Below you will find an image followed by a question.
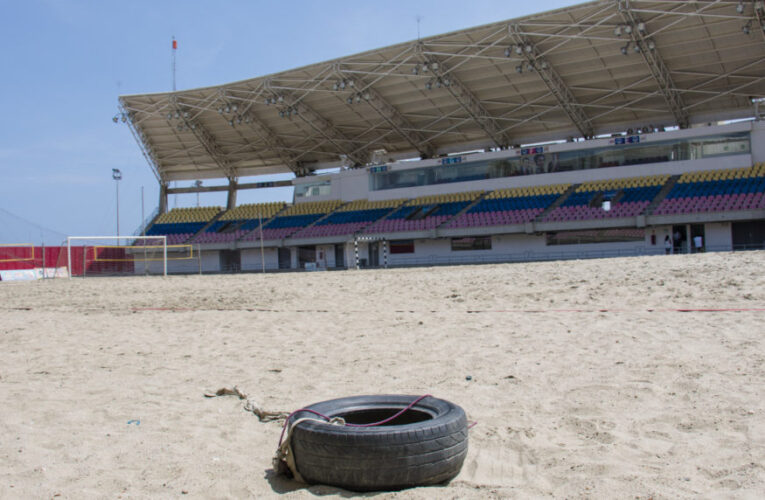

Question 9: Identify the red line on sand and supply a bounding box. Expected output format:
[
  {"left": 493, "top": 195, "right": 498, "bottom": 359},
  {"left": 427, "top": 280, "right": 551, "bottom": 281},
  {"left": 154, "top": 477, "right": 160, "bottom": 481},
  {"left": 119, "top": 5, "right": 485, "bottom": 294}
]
[
  {"left": 129, "top": 307, "right": 765, "bottom": 313},
  {"left": 132, "top": 307, "right": 194, "bottom": 312},
  {"left": 466, "top": 308, "right": 765, "bottom": 313}
]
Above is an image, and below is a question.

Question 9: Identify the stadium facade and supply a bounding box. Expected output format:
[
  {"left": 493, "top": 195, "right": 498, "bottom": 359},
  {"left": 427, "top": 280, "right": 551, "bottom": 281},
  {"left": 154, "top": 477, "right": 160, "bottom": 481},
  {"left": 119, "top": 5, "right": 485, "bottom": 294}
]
[{"left": 119, "top": 0, "right": 765, "bottom": 273}]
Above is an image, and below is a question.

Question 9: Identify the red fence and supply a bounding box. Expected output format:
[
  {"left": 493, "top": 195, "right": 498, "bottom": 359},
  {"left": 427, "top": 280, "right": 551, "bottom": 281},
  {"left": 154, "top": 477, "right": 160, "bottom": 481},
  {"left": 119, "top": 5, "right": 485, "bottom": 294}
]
[{"left": 0, "top": 246, "right": 133, "bottom": 276}]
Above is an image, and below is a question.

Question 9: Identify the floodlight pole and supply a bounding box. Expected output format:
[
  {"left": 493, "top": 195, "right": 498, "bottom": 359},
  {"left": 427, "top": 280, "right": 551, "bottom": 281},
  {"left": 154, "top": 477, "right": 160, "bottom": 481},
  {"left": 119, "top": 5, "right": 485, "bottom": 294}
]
[
  {"left": 112, "top": 169, "right": 122, "bottom": 240},
  {"left": 67, "top": 237, "right": 71, "bottom": 279},
  {"left": 194, "top": 180, "right": 202, "bottom": 207},
  {"left": 259, "top": 211, "right": 265, "bottom": 273},
  {"left": 141, "top": 186, "right": 145, "bottom": 235}
]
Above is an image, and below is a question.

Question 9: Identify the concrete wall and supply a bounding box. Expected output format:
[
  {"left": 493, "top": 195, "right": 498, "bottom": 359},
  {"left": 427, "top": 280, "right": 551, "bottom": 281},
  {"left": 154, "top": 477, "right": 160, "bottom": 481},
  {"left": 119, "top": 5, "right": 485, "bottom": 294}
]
[
  {"left": 316, "top": 245, "right": 335, "bottom": 268},
  {"left": 293, "top": 121, "right": 758, "bottom": 206},
  {"left": 704, "top": 222, "right": 732, "bottom": 251},
  {"left": 241, "top": 247, "right": 279, "bottom": 271},
  {"left": 163, "top": 222, "right": 734, "bottom": 273},
  {"left": 751, "top": 120, "right": 765, "bottom": 164},
  {"left": 159, "top": 250, "right": 217, "bottom": 274},
  {"left": 381, "top": 231, "right": 660, "bottom": 267},
  {"left": 311, "top": 121, "right": 755, "bottom": 204}
]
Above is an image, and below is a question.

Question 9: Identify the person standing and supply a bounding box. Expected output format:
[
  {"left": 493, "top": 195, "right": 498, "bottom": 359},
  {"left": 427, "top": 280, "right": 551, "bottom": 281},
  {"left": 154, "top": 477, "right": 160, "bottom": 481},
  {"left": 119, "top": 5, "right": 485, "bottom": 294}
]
[
  {"left": 664, "top": 235, "right": 672, "bottom": 255},
  {"left": 693, "top": 235, "right": 704, "bottom": 253}
]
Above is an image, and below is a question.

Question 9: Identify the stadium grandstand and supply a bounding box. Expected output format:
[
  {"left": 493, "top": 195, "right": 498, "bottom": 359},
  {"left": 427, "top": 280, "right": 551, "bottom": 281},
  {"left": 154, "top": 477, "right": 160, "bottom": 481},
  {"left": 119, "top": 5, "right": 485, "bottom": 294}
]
[{"left": 111, "top": 0, "right": 765, "bottom": 273}]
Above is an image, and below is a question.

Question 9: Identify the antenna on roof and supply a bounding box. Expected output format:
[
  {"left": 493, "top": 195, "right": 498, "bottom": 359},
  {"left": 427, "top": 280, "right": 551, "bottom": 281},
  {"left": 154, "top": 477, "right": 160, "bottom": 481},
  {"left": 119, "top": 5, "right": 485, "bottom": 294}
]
[
  {"left": 416, "top": 15, "right": 423, "bottom": 41},
  {"left": 171, "top": 36, "right": 178, "bottom": 91}
]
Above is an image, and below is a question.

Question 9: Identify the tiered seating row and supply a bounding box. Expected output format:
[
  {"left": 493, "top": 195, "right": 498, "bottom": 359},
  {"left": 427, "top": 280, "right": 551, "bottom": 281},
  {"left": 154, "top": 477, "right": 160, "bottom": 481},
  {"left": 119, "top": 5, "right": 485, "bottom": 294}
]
[
  {"left": 153, "top": 206, "right": 222, "bottom": 224},
  {"left": 144, "top": 165, "right": 765, "bottom": 242},
  {"left": 291, "top": 199, "right": 406, "bottom": 239},
  {"left": 543, "top": 175, "right": 668, "bottom": 222},
  {"left": 194, "top": 202, "right": 286, "bottom": 244},
  {"left": 364, "top": 192, "right": 482, "bottom": 234},
  {"left": 146, "top": 206, "right": 222, "bottom": 244},
  {"left": 241, "top": 200, "right": 343, "bottom": 241},
  {"left": 653, "top": 164, "right": 765, "bottom": 215},
  {"left": 448, "top": 184, "right": 569, "bottom": 228}
]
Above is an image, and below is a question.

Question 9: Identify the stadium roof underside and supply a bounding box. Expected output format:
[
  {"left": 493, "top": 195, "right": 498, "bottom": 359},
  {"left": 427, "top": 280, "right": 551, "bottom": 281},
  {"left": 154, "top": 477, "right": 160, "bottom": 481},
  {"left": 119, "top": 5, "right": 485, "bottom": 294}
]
[{"left": 119, "top": 0, "right": 765, "bottom": 184}]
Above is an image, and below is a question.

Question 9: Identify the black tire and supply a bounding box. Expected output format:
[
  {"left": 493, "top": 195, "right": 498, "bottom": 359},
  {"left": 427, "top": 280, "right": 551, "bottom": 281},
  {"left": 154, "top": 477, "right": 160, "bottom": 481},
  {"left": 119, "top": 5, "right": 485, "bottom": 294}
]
[{"left": 287, "top": 394, "right": 468, "bottom": 492}]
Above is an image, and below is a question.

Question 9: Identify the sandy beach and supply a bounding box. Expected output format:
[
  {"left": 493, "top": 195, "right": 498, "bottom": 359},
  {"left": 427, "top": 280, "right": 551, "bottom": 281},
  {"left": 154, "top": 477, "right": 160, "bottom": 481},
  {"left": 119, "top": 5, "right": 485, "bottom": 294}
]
[{"left": 1, "top": 251, "right": 764, "bottom": 498}]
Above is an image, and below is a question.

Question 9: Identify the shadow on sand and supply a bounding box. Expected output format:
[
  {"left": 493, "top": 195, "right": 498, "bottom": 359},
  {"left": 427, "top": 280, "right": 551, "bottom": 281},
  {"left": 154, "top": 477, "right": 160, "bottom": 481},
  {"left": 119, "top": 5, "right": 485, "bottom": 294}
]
[{"left": 264, "top": 468, "right": 396, "bottom": 497}]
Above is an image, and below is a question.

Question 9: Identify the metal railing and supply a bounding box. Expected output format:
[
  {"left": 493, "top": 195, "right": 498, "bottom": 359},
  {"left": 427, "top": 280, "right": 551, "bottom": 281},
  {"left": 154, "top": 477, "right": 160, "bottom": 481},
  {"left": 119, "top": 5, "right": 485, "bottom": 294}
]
[
  {"left": 133, "top": 207, "right": 160, "bottom": 237},
  {"left": 366, "top": 243, "right": 764, "bottom": 269}
]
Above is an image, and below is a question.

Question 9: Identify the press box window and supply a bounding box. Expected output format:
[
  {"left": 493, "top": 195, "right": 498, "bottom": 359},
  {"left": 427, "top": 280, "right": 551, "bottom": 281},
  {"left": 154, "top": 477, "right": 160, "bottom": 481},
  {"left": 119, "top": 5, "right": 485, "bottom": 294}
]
[
  {"left": 451, "top": 236, "right": 492, "bottom": 251},
  {"left": 389, "top": 240, "right": 415, "bottom": 254},
  {"left": 295, "top": 181, "right": 331, "bottom": 198}
]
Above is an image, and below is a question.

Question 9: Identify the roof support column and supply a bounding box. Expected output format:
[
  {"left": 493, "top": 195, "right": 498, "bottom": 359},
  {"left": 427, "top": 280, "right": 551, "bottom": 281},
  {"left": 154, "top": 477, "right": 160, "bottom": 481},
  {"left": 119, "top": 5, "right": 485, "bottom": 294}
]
[
  {"left": 227, "top": 179, "right": 237, "bottom": 210},
  {"left": 159, "top": 182, "right": 169, "bottom": 215}
]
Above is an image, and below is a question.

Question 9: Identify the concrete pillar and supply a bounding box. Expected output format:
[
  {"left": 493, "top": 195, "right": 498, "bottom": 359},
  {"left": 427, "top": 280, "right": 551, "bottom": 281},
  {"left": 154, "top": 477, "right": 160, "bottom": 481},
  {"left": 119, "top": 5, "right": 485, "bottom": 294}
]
[
  {"left": 159, "top": 182, "right": 169, "bottom": 214},
  {"left": 290, "top": 247, "right": 298, "bottom": 269},
  {"left": 227, "top": 179, "right": 238, "bottom": 210}
]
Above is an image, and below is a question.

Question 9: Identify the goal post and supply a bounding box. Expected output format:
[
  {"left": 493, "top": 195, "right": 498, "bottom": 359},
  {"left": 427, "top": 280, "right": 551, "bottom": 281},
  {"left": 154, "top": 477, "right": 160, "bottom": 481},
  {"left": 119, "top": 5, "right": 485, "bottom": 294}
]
[{"left": 64, "top": 236, "right": 188, "bottom": 278}]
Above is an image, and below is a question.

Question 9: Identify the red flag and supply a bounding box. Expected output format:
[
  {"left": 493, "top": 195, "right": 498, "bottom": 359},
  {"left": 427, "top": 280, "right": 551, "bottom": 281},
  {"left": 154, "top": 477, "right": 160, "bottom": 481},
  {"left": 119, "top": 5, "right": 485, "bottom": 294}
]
[{"left": 172, "top": 39, "right": 177, "bottom": 50}]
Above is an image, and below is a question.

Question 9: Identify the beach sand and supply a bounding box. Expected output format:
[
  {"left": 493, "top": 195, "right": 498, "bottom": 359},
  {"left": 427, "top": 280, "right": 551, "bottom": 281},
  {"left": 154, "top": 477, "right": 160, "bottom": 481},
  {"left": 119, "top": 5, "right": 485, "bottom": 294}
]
[{"left": 1, "top": 251, "right": 764, "bottom": 498}]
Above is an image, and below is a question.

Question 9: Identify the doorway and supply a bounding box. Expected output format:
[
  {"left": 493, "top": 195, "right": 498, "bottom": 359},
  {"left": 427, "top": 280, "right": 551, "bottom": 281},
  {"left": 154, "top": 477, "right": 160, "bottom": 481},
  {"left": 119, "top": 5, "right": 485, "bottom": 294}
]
[
  {"left": 671, "top": 225, "right": 687, "bottom": 254},
  {"left": 298, "top": 246, "right": 316, "bottom": 269},
  {"left": 277, "top": 248, "right": 291, "bottom": 269},
  {"left": 334, "top": 244, "right": 345, "bottom": 268},
  {"left": 219, "top": 250, "right": 241, "bottom": 272},
  {"left": 732, "top": 220, "right": 765, "bottom": 250},
  {"left": 368, "top": 241, "right": 380, "bottom": 267},
  {"left": 690, "top": 224, "right": 705, "bottom": 253}
]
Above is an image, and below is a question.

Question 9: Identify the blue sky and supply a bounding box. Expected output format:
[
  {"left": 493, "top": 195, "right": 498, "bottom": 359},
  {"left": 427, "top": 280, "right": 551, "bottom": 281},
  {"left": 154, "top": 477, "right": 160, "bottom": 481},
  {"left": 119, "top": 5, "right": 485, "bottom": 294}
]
[{"left": 0, "top": 0, "right": 579, "bottom": 244}]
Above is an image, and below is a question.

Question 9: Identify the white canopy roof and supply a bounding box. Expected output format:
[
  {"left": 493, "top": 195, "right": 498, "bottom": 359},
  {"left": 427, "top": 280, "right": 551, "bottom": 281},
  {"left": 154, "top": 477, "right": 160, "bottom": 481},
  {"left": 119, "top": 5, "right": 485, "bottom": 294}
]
[{"left": 120, "top": 0, "right": 765, "bottom": 183}]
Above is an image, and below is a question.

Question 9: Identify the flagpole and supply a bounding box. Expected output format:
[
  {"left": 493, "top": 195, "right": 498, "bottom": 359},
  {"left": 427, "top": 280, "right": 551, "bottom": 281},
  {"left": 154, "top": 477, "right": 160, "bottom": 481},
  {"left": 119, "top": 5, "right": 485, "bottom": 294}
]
[{"left": 172, "top": 36, "right": 177, "bottom": 91}]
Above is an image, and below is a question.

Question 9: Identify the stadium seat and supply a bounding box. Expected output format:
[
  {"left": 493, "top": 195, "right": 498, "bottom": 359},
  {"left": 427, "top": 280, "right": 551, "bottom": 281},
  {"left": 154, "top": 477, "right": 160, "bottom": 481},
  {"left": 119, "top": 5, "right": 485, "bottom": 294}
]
[
  {"left": 192, "top": 202, "right": 285, "bottom": 243},
  {"left": 364, "top": 192, "right": 483, "bottom": 234},
  {"left": 145, "top": 206, "right": 222, "bottom": 243},
  {"left": 289, "top": 199, "right": 406, "bottom": 239},
  {"left": 445, "top": 185, "right": 569, "bottom": 228},
  {"left": 240, "top": 200, "right": 343, "bottom": 241},
  {"left": 541, "top": 175, "right": 668, "bottom": 222},
  {"left": 652, "top": 165, "right": 765, "bottom": 216}
]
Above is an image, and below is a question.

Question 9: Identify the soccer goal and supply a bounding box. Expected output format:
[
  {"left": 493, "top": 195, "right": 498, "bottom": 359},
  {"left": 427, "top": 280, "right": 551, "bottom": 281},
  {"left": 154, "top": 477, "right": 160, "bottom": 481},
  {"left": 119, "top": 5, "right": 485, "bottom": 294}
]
[{"left": 62, "top": 236, "right": 194, "bottom": 278}]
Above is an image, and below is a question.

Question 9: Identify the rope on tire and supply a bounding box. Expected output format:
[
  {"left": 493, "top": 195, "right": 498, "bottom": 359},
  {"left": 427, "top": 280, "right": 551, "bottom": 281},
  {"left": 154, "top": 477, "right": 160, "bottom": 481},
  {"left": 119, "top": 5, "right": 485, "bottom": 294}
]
[
  {"left": 203, "top": 386, "right": 289, "bottom": 422},
  {"left": 274, "top": 415, "right": 346, "bottom": 483},
  {"left": 274, "top": 394, "right": 432, "bottom": 482}
]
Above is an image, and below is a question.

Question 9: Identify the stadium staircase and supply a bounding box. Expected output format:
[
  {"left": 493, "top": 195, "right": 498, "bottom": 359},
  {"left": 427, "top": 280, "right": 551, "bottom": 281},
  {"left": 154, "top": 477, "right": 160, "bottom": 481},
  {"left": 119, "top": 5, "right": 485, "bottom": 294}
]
[
  {"left": 239, "top": 203, "right": 290, "bottom": 240},
  {"left": 436, "top": 192, "right": 489, "bottom": 228},
  {"left": 533, "top": 183, "right": 579, "bottom": 222},
  {"left": 193, "top": 212, "right": 225, "bottom": 241},
  {"left": 287, "top": 201, "right": 352, "bottom": 237},
  {"left": 369, "top": 203, "right": 413, "bottom": 232},
  {"left": 642, "top": 174, "right": 680, "bottom": 216}
]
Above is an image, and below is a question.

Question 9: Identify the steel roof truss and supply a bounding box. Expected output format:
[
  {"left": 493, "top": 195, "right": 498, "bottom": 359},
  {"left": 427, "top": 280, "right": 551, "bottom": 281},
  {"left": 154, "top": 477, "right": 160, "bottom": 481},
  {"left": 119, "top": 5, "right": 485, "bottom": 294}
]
[
  {"left": 175, "top": 110, "right": 237, "bottom": 180},
  {"left": 508, "top": 24, "right": 596, "bottom": 139},
  {"left": 335, "top": 71, "right": 434, "bottom": 158},
  {"left": 419, "top": 55, "right": 510, "bottom": 148},
  {"left": 265, "top": 89, "right": 369, "bottom": 167},
  {"left": 119, "top": 102, "right": 164, "bottom": 183},
  {"left": 619, "top": 0, "right": 689, "bottom": 127}
]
